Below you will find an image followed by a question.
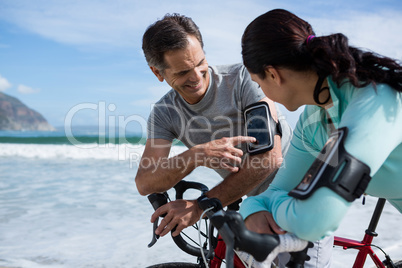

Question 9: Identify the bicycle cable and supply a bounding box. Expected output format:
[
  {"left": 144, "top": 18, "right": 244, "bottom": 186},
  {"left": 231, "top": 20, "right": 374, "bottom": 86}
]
[
  {"left": 370, "top": 244, "right": 388, "bottom": 257},
  {"left": 234, "top": 250, "right": 253, "bottom": 268},
  {"left": 198, "top": 207, "right": 214, "bottom": 268},
  {"left": 346, "top": 243, "right": 388, "bottom": 257},
  {"left": 178, "top": 221, "right": 209, "bottom": 248},
  {"left": 197, "top": 208, "right": 252, "bottom": 268}
]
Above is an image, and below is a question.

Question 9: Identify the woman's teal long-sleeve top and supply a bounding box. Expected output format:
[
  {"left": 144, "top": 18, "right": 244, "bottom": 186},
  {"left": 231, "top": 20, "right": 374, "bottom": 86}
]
[{"left": 239, "top": 78, "right": 402, "bottom": 242}]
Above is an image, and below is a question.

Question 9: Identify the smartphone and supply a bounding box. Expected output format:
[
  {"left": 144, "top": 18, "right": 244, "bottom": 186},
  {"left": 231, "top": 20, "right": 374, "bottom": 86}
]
[{"left": 243, "top": 102, "right": 274, "bottom": 155}]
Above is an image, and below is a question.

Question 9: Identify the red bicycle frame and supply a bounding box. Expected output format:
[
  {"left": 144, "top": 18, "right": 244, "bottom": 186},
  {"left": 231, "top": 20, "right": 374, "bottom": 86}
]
[
  {"left": 334, "top": 234, "right": 384, "bottom": 268},
  {"left": 334, "top": 198, "right": 387, "bottom": 268},
  {"left": 212, "top": 232, "right": 385, "bottom": 268},
  {"left": 212, "top": 198, "right": 392, "bottom": 268},
  {"left": 209, "top": 236, "right": 246, "bottom": 268}
]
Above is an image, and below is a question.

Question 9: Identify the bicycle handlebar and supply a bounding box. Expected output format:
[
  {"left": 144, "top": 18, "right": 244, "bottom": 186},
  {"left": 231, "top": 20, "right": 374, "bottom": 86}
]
[
  {"left": 147, "top": 180, "right": 312, "bottom": 268},
  {"left": 197, "top": 194, "right": 280, "bottom": 263},
  {"left": 147, "top": 181, "right": 211, "bottom": 258}
]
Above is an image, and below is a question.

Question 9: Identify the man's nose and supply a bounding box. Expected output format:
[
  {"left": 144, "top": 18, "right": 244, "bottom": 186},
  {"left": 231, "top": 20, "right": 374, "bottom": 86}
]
[{"left": 188, "top": 68, "right": 202, "bottom": 82}]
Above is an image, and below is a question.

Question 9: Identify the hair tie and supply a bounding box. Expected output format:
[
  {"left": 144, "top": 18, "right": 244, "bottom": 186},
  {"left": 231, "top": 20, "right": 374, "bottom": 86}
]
[{"left": 306, "top": 35, "right": 315, "bottom": 45}]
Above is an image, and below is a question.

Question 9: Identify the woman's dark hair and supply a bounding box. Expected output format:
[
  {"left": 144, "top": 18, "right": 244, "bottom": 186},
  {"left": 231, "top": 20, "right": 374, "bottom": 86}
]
[
  {"left": 142, "top": 13, "right": 204, "bottom": 71},
  {"left": 242, "top": 9, "right": 402, "bottom": 103}
]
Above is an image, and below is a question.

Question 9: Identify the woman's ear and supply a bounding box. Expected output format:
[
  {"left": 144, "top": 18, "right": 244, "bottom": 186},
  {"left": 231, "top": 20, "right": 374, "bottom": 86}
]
[
  {"left": 265, "top": 66, "right": 282, "bottom": 86},
  {"left": 150, "top": 66, "right": 165, "bottom": 82}
]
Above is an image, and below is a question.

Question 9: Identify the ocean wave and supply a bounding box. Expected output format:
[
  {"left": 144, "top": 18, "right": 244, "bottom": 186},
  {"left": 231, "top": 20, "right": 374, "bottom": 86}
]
[
  {"left": 0, "top": 143, "right": 187, "bottom": 161},
  {"left": 0, "top": 135, "right": 147, "bottom": 145}
]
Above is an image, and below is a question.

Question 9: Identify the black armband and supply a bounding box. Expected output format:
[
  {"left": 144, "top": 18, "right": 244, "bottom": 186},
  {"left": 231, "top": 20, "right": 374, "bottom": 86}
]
[
  {"left": 289, "top": 127, "right": 371, "bottom": 202},
  {"left": 243, "top": 102, "right": 282, "bottom": 155}
]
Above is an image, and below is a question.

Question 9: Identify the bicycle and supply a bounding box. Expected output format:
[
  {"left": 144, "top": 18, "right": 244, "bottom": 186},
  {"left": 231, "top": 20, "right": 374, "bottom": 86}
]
[
  {"left": 333, "top": 197, "right": 402, "bottom": 268},
  {"left": 145, "top": 180, "right": 310, "bottom": 268},
  {"left": 145, "top": 181, "right": 402, "bottom": 268}
]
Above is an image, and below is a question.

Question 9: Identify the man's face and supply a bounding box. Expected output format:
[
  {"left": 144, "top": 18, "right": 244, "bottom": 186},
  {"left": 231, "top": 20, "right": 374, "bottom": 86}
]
[{"left": 151, "top": 35, "right": 209, "bottom": 104}]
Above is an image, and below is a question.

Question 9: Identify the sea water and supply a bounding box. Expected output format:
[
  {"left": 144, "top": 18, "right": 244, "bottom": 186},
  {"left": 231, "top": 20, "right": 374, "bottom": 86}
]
[{"left": 0, "top": 129, "right": 401, "bottom": 268}]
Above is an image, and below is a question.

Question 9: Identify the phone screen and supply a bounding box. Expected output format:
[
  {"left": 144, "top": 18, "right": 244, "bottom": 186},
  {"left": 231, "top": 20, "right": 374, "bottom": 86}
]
[
  {"left": 294, "top": 130, "right": 343, "bottom": 192},
  {"left": 244, "top": 103, "right": 273, "bottom": 154}
]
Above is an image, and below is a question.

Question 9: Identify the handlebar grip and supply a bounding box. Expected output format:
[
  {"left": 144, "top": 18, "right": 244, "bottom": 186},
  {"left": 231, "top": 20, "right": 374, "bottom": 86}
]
[
  {"left": 147, "top": 182, "right": 212, "bottom": 258},
  {"left": 147, "top": 193, "right": 169, "bottom": 248},
  {"left": 148, "top": 192, "right": 168, "bottom": 217},
  {"left": 236, "top": 229, "right": 280, "bottom": 262},
  {"left": 197, "top": 195, "right": 279, "bottom": 261},
  {"left": 174, "top": 180, "right": 209, "bottom": 199},
  {"left": 225, "top": 212, "right": 280, "bottom": 262}
]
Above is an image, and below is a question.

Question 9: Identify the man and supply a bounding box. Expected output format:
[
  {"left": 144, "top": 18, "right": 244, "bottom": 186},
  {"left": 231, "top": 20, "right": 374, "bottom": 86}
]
[{"left": 135, "top": 13, "right": 332, "bottom": 267}]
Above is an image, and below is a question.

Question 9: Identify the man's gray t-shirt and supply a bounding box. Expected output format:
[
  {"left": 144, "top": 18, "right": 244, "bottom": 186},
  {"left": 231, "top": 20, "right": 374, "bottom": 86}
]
[{"left": 147, "top": 63, "right": 292, "bottom": 195}]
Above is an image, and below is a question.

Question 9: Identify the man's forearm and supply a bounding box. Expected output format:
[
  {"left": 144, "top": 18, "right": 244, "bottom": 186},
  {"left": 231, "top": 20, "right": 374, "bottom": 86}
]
[
  {"left": 136, "top": 136, "right": 254, "bottom": 195},
  {"left": 135, "top": 148, "right": 199, "bottom": 195},
  {"left": 205, "top": 146, "right": 282, "bottom": 207}
]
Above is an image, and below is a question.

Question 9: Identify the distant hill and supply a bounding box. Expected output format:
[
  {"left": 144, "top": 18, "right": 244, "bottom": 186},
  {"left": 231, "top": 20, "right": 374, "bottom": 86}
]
[{"left": 0, "top": 92, "right": 55, "bottom": 131}]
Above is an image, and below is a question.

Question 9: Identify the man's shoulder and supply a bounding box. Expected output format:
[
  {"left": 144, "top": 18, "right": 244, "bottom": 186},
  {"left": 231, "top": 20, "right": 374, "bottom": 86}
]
[
  {"left": 154, "top": 88, "right": 177, "bottom": 105},
  {"left": 209, "top": 63, "right": 251, "bottom": 88},
  {"left": 210, "top": 63, "right": 245, "bottom": 75},
  {"left": 149, "top": 89, "right": 182, "bottom": 117}
]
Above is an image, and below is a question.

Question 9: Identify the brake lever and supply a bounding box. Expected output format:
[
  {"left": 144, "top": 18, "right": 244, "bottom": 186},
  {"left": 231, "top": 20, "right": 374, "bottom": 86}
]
[
  {"left": 148, "top": 219, "right": 160, "bottom": 248},
  {"left": 147, "top": 192, "right": 169, "bottom": 248},
  {"left": 286, "top": 241, "right": 314, "bottom": 267}
]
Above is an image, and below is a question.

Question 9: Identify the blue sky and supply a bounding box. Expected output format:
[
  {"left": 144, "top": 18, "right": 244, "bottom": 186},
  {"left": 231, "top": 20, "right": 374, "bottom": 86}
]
[{"left": 0, "top": 0, "right": 401, "bottom": 131}]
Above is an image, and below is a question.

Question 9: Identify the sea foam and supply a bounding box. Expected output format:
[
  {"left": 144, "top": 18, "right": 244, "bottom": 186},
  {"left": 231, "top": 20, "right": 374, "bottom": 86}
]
[{"left": 0, "top": 143, "right": 186, "bottom": 161}]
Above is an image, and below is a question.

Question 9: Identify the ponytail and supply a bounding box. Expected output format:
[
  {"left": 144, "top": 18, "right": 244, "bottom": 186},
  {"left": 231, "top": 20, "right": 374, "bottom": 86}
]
[
  {"left": 242, "top": 9, "right": 402, "bottom": 105},
  {"left": 307, "top": 33, "right": 402, "bottom": 93}
]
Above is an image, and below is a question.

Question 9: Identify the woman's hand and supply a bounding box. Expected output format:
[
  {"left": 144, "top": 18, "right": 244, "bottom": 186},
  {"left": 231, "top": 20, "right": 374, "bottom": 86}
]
[{"left": 244, "top": 211, "right": 286, "bottom": 235}]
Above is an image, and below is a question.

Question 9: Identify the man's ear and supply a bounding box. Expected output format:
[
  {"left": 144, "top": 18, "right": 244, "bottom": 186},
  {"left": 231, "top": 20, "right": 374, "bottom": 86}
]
[
  {"left": 265, "top": 66, "right": 282, "bottom": 86},
  {"left": 150, "top": 66, "right": 164, "bottom": 82}
]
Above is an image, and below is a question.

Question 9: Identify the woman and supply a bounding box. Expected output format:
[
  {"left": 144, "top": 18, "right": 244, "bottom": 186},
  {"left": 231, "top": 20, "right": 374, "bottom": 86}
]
[{"left": 239, "top": 8, "right": 402, "bottom": 246}]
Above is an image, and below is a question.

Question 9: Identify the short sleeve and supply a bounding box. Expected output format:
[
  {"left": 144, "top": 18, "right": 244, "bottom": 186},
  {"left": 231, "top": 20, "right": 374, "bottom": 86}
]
[
  {"left": 147, "top": 102, "right": 177, "bottom": 141},
  {"left": 237, "top": 65, "right": 266, "bottom": 109}
]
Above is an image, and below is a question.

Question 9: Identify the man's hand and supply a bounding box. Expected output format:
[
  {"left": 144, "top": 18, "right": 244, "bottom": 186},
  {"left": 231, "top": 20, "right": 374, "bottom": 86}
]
[
  {"left": 244, "top": 211, "right": 287, "bottom": 235},
  {"left": 150, "top": 199, "right": 202, "bottom": 237},
  {"left": 193, "top": 136, "right": 256, "bottom": 173},
  {"left": 136, "top": 136, "right": 256, "bottom": 195}
]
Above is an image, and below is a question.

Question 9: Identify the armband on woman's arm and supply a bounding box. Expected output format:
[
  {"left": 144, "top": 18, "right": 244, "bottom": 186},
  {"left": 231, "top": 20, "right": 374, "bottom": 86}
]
[{"left": 289, "top": 127, "right": 371, "bottom": 202}]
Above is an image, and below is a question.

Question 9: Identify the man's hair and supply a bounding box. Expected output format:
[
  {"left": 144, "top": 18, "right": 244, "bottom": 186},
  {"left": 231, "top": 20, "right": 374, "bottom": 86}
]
[{"left": 142, "top": 13, "right": 204, "bottom": 71}]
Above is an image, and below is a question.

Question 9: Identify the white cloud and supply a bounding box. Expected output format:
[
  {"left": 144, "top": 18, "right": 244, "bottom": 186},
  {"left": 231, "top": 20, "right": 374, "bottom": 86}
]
[
  {"left": 308, "top": 10, "right": 402, "bottom": 59},
  {"left": 0, "top": 0, "right": 185, "bottom": 48},
  {"left": 0, "top": 0, "right": 400, "bottom": 61},
  {"left": 0, "top": 75, "right": 12, "bottom": 92},
  {"left": 0, "top": 0, "right": 266, "bottom": 52},
  {"left": 17, "top": 84, "right": 40, "bottom": 94}
]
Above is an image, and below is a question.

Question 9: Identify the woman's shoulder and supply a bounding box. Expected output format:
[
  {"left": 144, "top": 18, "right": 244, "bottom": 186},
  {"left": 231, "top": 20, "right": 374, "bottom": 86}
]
[
  {"left": 296, "top": 105, "right": 322, "bottom": 131},
  {"left": 293, "top": 105, "right": 328, "bottom": 150}
]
